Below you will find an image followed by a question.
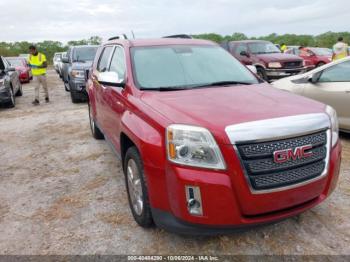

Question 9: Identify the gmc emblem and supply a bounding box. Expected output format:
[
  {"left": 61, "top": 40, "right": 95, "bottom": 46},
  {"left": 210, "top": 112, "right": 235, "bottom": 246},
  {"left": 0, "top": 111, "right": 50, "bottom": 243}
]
[{"left": 273, "top": 145, "right": 313, "bottom": 164}]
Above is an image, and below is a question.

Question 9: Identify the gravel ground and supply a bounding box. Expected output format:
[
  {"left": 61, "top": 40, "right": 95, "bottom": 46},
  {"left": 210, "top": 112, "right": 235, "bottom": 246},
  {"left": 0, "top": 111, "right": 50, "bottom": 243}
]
[{"left": 0, "top": 70, "right": 349, "bottom": 255}]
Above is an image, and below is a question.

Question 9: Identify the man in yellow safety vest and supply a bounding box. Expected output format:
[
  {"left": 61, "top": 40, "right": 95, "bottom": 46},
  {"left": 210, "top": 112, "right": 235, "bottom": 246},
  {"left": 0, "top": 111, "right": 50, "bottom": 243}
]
[
  {"left": 28, "top": 45, "right": 49, "bottom": 105},
  {"left": 332, "top": 37, "right": 349, "bottom": 61}
]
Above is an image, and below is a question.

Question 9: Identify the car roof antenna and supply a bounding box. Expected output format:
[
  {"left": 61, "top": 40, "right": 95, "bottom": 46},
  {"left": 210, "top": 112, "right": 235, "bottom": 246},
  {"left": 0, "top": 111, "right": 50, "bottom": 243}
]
[{"left": 131, "top": 30, "right": 136, "bottom": 39}]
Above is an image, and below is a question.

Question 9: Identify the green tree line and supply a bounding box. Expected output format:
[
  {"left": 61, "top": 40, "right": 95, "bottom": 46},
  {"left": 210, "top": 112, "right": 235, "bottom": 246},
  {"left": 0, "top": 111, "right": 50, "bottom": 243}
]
[
  {"left": 1, "top": 32, "right": 349, "bottom": 64},
  {"left": 192, "top": 31, "right": 350, "bottom": 47},
  {"left": 0, "top": 36, "right": 102, "bottom": 64}
]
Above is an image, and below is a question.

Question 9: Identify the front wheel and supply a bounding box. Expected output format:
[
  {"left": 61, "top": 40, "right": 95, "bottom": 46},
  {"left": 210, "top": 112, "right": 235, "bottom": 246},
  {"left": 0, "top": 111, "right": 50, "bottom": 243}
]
[
  {"left": 64, "top": 82, "right": 70, "bottom": 92},
  {"left": 124, "top": 147, "right": 153, "bottom": 228},
  {"left": 257, "top": 67, "right": 268, "bottom": 81}
]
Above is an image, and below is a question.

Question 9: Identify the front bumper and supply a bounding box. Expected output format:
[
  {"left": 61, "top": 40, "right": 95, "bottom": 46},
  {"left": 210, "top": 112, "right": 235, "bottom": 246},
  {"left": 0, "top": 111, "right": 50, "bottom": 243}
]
[
  {"left": 265, "top": 67, "right": 307, "bottom": 79},
  {"left": 146, "top": 140, "right": 341, "bottom": 235},
  {"left": 69, "top": 78, "right": 87, "bottom": 93}
]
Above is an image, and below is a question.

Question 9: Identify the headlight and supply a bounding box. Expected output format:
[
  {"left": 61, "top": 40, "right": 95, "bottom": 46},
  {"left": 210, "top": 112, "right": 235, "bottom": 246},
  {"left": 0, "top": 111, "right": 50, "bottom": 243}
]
[
  {"left": 326, "top": 105, "right": 339, "bottom": 147},
  {"left": 71, "top": 70, "right": 85, "bottom": 79},
  {"left": 268, "top": 62, "right": 282, "bottom": 68},
  {"left": 166, "top": 124, "right": 226, "bottom": 170}
]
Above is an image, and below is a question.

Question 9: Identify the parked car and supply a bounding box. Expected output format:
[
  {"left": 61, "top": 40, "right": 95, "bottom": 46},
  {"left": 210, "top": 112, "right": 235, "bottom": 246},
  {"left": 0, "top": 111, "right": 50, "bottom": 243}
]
[
  {"left": 285, "top": 47, "right": 332, "bottom": 69},
  {"left": 61, "top": 45, "right": 98, "bottom": 102},
  {"left": 5, "top": 57, "right": 32, "bottom": 83},
  {"left": 18, "top": 54, "right": 30, "bottom": 60},
  {"left": 272, "top": 56, "right": 350, "bottom": 132},
  {"left": 0, "top": 56, "right": 23, "bottom": 108},
  {"left": 53, "top": 52, "right": 64, "bottom": 75},
  {"left": 57, "top": 52, "right": 67, "bottom": 79},
  {"left": 87, "top": 38, "right": 341, "bottom": 234},
  {"left": 221, "top": 40, "right": 306, "bottom": 81}
]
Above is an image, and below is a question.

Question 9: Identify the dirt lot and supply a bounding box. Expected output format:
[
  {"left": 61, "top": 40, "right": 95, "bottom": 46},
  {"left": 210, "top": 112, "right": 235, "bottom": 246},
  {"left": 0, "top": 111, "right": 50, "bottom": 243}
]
[{"left": 0, "top": 70, "right": 349, "bottom": 255}]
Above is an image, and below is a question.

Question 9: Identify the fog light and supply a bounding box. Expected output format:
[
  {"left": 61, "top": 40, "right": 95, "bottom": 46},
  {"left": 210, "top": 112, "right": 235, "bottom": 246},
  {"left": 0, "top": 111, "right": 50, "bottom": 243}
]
[{"left": 185, "top": 186, "right": 203, "bottom": 216}]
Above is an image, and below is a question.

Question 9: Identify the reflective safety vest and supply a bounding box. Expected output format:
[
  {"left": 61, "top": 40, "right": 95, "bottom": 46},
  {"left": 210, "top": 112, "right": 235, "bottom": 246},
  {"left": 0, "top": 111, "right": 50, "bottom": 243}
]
[
  {"left": 333, "top": 42, "right": 348, "bottom": 61},
  {"left": 28, "top": 52, "right": 47, "bottom": 76},
  {"left": 280, "top": 44, "right": 287, "bottom": 53}
]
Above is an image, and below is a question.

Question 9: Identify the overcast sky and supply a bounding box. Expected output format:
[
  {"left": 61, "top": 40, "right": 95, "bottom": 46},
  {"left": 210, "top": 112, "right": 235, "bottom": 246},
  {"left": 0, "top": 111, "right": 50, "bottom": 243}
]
[{"left": 0, "top": 0, "right": 349, "bottom": 43}]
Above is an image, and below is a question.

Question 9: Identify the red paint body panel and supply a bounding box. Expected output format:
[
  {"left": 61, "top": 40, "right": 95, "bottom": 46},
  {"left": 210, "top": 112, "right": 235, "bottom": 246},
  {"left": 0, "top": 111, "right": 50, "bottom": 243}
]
[{"left": 87, "top": 39, "right": 342, "bottom": 231}]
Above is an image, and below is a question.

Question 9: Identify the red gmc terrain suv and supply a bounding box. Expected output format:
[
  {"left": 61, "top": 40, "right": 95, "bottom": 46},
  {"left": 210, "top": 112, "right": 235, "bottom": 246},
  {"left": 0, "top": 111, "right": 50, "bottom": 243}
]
[{"left": 87, "top": 38, "right": 341, "bottom": 235}]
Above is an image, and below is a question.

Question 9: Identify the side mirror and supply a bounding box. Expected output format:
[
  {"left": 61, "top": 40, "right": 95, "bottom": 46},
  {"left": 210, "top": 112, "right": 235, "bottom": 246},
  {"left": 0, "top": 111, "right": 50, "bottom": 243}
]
[
  {"left": 6, "top": 67, "right": 16, "bottom": 72},
  {"left": 97, "top": 71, "right": 125, "bottom": 87},
  {"left": 61, "top": 57, "right": 69, "bottom": 63},
  {"left": 307, "top": 73, "right": 320, "bottom": 84},
  {"left": 247, "top": 65, "right": 257, "bottom": 74},
  {"left": 240, "top": 51, "right": 250, "bottom": 57}
]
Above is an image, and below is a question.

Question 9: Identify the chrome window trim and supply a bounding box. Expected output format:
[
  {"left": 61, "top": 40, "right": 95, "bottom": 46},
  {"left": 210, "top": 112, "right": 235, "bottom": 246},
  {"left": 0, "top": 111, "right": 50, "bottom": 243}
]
[{"left": 225, "top": 113, "right": 331, "bottom": 194}]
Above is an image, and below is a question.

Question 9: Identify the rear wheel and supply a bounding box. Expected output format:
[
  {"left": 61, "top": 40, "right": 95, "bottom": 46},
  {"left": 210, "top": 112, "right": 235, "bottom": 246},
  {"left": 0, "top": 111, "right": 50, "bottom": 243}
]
[
  {"left": 316, "top": 62, "right": 326, "bottom": 68},
  {"left": 16, "top": 83, "right": 23, "bottom": 96},
  {"left": 88, "top": 102, "right": 104, "bottom": 140},
  {"left": 7, "top": 87, "right": 15, "bottom": 108},
  {"left": 124, "top": 147, "right": 153, "bottom": 228}
]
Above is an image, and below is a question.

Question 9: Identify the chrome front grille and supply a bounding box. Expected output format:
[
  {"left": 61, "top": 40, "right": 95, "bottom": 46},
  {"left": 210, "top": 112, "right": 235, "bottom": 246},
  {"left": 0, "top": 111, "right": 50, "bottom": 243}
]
[
  {"left": 225, "top": 113, "right": 331, "bottom": 193},
  {"left": 236, "top": 131, "right": 328, "bottom": 191},
  {"left": 283, "top": 61, "right": 302, "bottom": 68}
]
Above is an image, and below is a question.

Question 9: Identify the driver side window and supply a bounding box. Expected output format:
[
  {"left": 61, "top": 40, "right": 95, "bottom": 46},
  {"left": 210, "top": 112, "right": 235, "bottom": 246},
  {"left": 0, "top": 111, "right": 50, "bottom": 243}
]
[
  {"left": 318, "top": 61, "right": 350, "bottom": 82},
  {"left": 235, "top": 44, "right": 248, "bottom": 56}
]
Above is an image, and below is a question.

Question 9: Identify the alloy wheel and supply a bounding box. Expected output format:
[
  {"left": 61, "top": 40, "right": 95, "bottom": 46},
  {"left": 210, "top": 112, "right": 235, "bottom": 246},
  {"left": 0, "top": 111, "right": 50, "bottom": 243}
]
[{"left": 126, "top": 159, "right": 143, "bottom": 216}]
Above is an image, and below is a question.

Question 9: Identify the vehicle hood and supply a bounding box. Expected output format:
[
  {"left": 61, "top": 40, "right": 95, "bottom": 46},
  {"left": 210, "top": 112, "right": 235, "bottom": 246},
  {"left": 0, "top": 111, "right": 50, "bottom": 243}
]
[
  {"left": 256, "top": 53, "right": 303, "bottom": 63},
  {"left": 71, "top": 61, "right": 93, "bottom": 70},
  {"left": 140, "top": 83, "right": 326, "bottom": 144}
]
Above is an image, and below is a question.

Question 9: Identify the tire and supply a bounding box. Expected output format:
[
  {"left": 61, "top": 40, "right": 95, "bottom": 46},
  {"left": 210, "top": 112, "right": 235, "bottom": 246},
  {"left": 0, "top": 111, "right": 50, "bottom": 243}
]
[
  {"left": 257, "top": 67, "right": 268, "bottom": 81},
  {"left": 124, "top": 146, "right": 153, "bottom": 228},
  {"left": 88, "top": 102, "right": 104, "bottom": 140},
  {"left": 70, "top": 90, "right": 80, "bottom": 103},
  {"left": 7, "top": 87, "right": 15, "bottom": 108},
  {"left": 64, "top": 82, "right": 70, "bottom": 92},
  {"left": 316, "top": 62, "right": 326, "bottom": 68},
  {"left": 16, "top": 83, "right": 23, "bottom": 96}
]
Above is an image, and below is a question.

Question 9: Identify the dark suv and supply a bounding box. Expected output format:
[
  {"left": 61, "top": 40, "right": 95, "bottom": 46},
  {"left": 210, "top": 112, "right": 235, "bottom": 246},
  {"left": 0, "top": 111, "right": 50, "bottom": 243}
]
[
  {"left": 221, "top": 40, "right": 306, "bottom": 81},
  {"left": 61, "top": 45, "right": 98, "bottom": 103},
  {"left": 0, "top": 56, "right": 22, "bottom": 108}
]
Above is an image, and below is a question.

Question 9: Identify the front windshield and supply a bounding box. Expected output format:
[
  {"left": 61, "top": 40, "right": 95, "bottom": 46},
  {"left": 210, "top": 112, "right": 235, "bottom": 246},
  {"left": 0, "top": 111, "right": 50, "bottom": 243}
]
[
  {"left": 310, "top": 48, "right": 332, "bottom": 56},
  {"left": 73, "top": 47, "right": 98, "bottom": 62},
  {"left": 131, "top": 45, "right": 259, "bottom": 90},
  {"left": 7, "top": 59, "right": 23, "bottom": 67},
  {"left": 248, "top": 42, "right": 281, "bottom": 54}
]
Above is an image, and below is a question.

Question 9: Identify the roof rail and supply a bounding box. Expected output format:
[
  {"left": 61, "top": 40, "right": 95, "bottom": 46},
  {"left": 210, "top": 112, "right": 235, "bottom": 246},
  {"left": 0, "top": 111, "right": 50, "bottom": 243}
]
[
  {"left": 163, "top": 34, "right": 193, "bottom": 39},
  {"left": 108, "top": 34, "right": 128, "bottom": 41}
]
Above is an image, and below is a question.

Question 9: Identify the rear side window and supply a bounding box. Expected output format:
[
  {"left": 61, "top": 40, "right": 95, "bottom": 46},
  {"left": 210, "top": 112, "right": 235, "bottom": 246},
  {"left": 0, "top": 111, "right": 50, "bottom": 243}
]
[{"left": 97, "top": 46, "right": 114, "bottom": 72}]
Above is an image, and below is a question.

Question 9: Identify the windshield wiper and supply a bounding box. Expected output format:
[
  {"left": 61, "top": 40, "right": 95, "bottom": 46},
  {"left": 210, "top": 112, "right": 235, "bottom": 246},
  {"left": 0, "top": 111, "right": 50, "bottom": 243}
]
[
  {"left": 193, "top": 81, "right": 253, "bottom": 88},
  {"left": 140, "top": 86, "right": 189, "bottom": 91},
  {"left": 73, "top": 59, "right": 86, "bottom": 63}
]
